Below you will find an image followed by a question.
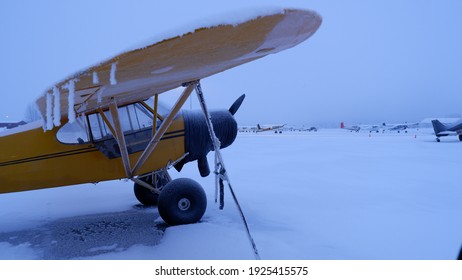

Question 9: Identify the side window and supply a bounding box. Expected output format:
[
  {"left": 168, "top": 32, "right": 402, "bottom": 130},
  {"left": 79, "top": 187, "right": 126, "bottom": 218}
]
[
  {"left": 118, "top": 103, "right": 154, "bottom": 132},
  {"left": 57, "top": 102, "right": 159, "bottom": 145},
  {"left": 88, "top": 112, "right": 113, "bottom": 141},
  {"left": 88, "top": 102, "right": 155, "bottom": 142},
  {"left": 56, "top": 116, "right": 90, "bottom": 144}
]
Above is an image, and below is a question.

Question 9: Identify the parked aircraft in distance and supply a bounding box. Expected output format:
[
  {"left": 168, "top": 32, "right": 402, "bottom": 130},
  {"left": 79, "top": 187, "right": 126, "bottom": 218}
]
[
  {"left": 341, "top": 121, "right": 420, "bottom": 133},
  {"left": 287, "top": 125, "right": 317, "bottom": 132},
  {"left": 360, "top": 124, "right": 382, "bottom": 133},
  {"left": 340, "top": 122, "right": 360, "bottom": 132},
  {"left": 384, "top": 122, "right": 420, "bottom": 133},
  {"left": 341, "top": 122, "right": 382, "bottom": 133},
  {"left": 238, "top": 125, "right": 257, "bottom": 133},
  {"left": 239, "top": 124, "right": 316, "bottom": 133},
  {"left": 432, "top": 119, "right": 462, "bottom": 142},
  {"left": 256, "top": 124, "right": 286, "bottom": 133}
]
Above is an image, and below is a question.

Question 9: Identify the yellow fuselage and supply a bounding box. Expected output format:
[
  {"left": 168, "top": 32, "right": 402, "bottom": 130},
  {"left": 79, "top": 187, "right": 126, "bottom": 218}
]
[{"left": 0, "top": 118, "right": 185, "bottom": 194}]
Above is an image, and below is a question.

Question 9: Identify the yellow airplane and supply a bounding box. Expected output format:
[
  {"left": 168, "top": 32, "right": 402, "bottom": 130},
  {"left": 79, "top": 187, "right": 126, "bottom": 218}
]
[{"left": 0, "top": 9, "right": 321, "bottom": 225}]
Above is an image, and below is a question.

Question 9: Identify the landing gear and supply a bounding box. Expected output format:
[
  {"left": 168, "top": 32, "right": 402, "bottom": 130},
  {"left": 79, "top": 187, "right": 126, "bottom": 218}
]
[
  {"left": 157, "top": 178, "right": 207, "bottom": 226},
  {"left": 133, "top": 171, "right": 171, "bottom": 206},
  {"left": 459, "top": 135, "right": 462, "bottom": 142},
  {"left": 436, "top": 137, "right": 440, "bottom": 142}
]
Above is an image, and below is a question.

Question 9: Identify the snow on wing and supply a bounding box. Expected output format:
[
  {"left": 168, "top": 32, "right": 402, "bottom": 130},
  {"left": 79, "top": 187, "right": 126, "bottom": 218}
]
[{"left": 35, "top": 8, "right": 322, "bottom": 129}]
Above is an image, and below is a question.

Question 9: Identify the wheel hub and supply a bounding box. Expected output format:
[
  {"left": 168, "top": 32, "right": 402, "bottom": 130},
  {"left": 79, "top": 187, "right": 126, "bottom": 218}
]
[{"left": 177, "top": 198, "right": 191, "bottom": 211}]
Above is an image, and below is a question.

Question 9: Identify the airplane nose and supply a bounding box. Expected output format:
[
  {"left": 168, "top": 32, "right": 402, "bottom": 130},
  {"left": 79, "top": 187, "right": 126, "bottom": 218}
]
[
  {"left": 207, "top": 110, "right": 238, "bottom": 150},
  {"left": 181, "top": 110, "right": 238, "bottom": 176}
]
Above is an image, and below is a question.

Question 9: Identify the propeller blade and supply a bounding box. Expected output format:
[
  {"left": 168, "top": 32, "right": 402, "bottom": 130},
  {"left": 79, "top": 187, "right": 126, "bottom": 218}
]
[
  {"left": 228, "top": 94, "right": 246, "bottom": 115},
  {"left": 197, "top": 156, "right": 211, "bottom": 177}
]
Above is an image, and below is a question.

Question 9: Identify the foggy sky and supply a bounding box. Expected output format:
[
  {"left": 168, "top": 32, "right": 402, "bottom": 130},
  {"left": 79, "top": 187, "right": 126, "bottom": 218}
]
[{"left": 1, "top": 0, "right": 462, "bottom": 127}]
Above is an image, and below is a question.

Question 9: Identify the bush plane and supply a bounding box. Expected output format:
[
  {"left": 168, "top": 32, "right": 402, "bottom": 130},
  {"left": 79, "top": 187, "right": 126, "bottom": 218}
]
[{"left": 0, "top": 8, "right": 321, "bottom": 226}]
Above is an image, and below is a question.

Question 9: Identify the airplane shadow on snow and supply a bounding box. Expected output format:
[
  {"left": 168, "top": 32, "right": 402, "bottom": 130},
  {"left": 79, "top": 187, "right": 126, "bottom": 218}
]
[{"left": 0, "top": 205, "right": 167, "bottom": 259}]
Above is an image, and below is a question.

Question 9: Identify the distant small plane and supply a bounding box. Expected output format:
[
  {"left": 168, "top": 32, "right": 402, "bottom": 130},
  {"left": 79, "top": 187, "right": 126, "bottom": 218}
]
[
  {"left": 431, "top": 119, "right": 462, "bottom": 142},
  {"left": 287, "top": 125, "right": 317, "bottom": 132},
  {"left": 340, "top": 122, "right": 360, "bottom": 132},
  {"left": 341, "top": 121, "right": 420, "bottom": 133},
  {"left": 238, "top": 125, "right": 257, "bottom": 133},
  {"left": 361, "top": 124, "right": 382, "bottom": 133},
  {"left": 256, "top": 123, "right": 286, "bottom": 133},
  {"left": 305, "top": 126, "right": 318, "bottom": 132},
  {"left": 384, "top": 122, "right": 419, "bottom": 133}
]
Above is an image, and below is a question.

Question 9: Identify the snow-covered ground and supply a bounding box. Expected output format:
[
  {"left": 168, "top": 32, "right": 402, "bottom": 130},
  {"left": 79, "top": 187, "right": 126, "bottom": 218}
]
[{"left": 1, "top": 128, "right": 461, "bottom": 260}]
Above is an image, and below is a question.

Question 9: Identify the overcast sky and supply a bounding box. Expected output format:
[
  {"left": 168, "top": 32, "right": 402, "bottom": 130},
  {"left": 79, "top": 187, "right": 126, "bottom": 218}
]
[{"left": 1, "top": 0, "right": 462, "bottom": 127}]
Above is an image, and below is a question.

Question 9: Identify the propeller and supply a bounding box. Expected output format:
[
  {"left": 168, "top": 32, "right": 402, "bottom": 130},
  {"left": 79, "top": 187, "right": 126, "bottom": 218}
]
[
  {"left": 176, "top": 94, "right": 245, "bottom": 176},
  {"left": 228, "top": 94, "right": 246, "bottom": 115},
  {"left": 197, "top": 94, "right": 245, "bottom": 177}
]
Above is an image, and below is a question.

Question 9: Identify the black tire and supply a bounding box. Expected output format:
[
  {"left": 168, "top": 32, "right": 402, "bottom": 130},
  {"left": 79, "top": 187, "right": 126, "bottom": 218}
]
[
  {"left": 459, "top": 135, "right": 462, "bottom": 141},
  {"left": 157, "top": 178, "right": 207, "bottom": 226},
  {"left": 133, "top": 174, "right": 170, "bottom": 206},
  {"left": 134, "top": 183, "right": 159, "bottom": 206}
]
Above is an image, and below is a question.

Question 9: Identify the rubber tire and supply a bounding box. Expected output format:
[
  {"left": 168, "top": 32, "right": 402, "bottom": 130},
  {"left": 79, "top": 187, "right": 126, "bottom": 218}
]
[
  {"left": 134, "top": 175, "right": 169, "bottom": 206},
  {"left": 134, "top": 183, "right": 159, "bottom": 206},
  {"left": 157, "top": 178, "right": 207, "bottom": 226},
  {"left": 459, "top": 135, "right": 462, "bottom": 142}
]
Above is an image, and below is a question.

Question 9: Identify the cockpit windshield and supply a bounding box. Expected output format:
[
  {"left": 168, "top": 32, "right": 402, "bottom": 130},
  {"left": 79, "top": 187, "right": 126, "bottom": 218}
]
[
  {"left": 57, "top": 99, "right": 171, "bottom": 145},
  {"left": 88, "top": 102, "right": 154, "bottom": 141}
]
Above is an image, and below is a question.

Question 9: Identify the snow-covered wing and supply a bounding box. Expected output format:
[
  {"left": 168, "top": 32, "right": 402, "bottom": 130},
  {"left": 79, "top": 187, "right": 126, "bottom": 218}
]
[{"left": 36, "top": 8, "right": 321, "bottom": 128}]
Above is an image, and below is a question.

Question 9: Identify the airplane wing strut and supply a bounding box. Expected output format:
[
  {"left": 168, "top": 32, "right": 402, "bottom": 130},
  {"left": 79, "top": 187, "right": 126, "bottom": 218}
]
[
  {"left": 131, "top": 84, "right": 194, "bottom": 176},
  {"left": 193, "top": 80, "right": 261, "bottom": 260}
]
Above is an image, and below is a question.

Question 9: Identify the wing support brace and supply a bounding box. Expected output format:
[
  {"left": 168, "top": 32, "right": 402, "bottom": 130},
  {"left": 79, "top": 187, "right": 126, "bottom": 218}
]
[
  {"left": 192, "top": 80, "right": 260, "bottom": 260},
  {"left": 101, "top": 84, "right": 194, "bottom": 183}
]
